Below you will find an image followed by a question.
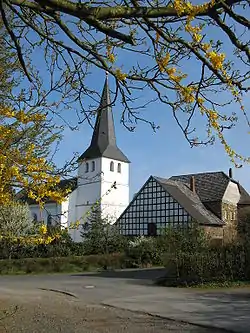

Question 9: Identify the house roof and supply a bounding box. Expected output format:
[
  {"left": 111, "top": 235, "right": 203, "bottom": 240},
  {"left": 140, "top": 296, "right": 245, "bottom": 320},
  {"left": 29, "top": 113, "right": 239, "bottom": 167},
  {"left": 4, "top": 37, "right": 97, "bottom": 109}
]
[
  {"left": 16, "top": 177, "right": 77, "bottom": 205},
  {"left": 117, "top": 175, "right": 224, "bottom": 226},
  {"left": 170, "top": 171, "right": 250, "bottom": 205},
  {"left": 170, "top": 171, "right": 229, "bottom": 202},
  {"left": 154, "top": 177, "right": 224, "bottom": 226},
  {"left": 78, "top": 77, "right": 130, "bottom": 163},
  {"left": 238, "top": 184, "right": 250, "bottom": 205}
]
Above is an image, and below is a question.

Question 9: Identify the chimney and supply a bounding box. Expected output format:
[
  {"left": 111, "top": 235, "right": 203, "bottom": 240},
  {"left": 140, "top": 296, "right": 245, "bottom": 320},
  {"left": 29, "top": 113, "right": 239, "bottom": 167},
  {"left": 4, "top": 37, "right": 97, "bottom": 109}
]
[
  {"left": 190, "top": 176, "right": 195, "bottom": 193},
  {"left": 229, "top": 168, "right": 233, "bottom": 179}
]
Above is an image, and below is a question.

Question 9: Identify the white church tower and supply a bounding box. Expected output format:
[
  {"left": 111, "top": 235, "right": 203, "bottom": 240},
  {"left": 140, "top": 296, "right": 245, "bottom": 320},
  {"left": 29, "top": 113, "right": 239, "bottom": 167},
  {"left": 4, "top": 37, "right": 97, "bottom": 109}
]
[{"left": 74, "top": 75, "right": 130, "bottom": 239}]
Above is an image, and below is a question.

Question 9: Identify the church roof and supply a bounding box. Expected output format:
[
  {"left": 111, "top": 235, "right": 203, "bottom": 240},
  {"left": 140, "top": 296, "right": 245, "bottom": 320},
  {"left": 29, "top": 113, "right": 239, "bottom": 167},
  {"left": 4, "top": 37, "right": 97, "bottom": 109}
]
[{"left": 78, "top": 77, "right": 130, "bottom": 163}]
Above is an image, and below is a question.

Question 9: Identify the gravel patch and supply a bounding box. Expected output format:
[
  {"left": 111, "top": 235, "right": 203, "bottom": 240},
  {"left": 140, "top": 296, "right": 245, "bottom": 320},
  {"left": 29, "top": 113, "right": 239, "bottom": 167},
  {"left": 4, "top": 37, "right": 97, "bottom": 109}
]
[{"left": 0, "top": 290, "right": 226, "bottom": 333}]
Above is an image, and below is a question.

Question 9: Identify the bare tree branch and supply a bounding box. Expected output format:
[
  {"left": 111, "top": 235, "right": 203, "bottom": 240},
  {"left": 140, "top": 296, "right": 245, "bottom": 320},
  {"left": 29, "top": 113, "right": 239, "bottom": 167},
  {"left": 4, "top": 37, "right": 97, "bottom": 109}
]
[{"left": 0, "top": 0, "right": 249, "bottom": 164}]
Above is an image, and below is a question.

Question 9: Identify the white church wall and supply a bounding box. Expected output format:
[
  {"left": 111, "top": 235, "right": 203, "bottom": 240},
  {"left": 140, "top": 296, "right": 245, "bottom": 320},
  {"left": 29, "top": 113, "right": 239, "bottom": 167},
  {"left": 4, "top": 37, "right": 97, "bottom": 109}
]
[
  {"left": 72, "top": 159, "right": 103, "bottom": 242},
  {"left": 67, "top": 189, "right": 77, "bottom": 225},
  {"left": 76, "top": 158, "right": 102, "bottom": 223},
  {"left": 60, "top": 197, "right": 70, "bottom": 229},
  {"left": 67, "top": 188, "right": 83, "bottom": 242},
  {"left": 29, "top": 202, "right": 61, "bottom": 225},
  {"left": 101, "top": 157, "right": 129, "bottom": 185},
  {"left": 76, "top": 180, "right": 101, "bottom": 219},
  {"left": 100, "top": 157, "right": 129, "bottom": 223},
  {"left": 77, "top": 158, "right": 102, "bottom": 185}
]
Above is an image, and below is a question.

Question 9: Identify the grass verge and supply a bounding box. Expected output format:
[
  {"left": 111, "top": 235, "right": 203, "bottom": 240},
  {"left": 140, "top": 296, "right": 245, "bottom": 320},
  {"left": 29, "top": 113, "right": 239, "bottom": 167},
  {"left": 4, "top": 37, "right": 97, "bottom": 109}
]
[
  {"left": 190, "top": 280, "right": 250, "bottom": 290},
  {"left": 155, "top": 276, "right": 250, "bottom": 290}
]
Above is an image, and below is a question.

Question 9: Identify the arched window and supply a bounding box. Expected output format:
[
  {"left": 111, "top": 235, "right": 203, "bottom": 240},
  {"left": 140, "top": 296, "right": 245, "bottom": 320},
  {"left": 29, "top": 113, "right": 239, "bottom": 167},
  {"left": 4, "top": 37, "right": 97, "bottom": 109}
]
[
  {"left": 110, "top": 161, "right": 114, "bottom": 172},
  {"left": 33, "top": 213, "right": 38, "bottom": 223},
  {"left": 85, "top": 162, "right": 89, "bottom": 173},
  {"left": 117, "top": 163, "right": 121, "bottom": 173},
  {"left": 47, "top": 214, "right": 52, "bottom": 226},
  {"left": 91, "top": 161, "right": 95, "bottom": 172}
]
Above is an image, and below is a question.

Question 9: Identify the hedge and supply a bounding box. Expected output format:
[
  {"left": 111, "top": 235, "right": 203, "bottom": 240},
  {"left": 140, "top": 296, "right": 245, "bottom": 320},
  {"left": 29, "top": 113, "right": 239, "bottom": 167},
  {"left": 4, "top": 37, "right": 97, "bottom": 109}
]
[
  {"left": 0, "top": 241, "right": 86, "bottom": 260},
  {"left": 0, "top": 253, "right": 128, "bottom": 275},
  {"left": 162, "top": 246, "right": 250, "bottom": 286}
]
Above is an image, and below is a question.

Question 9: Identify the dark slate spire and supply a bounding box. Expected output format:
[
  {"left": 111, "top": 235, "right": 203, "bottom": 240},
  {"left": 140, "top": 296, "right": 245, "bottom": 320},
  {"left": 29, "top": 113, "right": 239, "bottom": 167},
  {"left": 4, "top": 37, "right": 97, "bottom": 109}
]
[{"left": 78, "top": 76, "right": 130, "bottom": 163}]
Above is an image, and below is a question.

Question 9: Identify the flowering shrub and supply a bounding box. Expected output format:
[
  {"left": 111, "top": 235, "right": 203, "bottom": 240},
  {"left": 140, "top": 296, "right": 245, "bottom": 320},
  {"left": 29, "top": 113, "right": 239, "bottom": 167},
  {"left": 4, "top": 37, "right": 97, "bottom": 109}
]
[
  {"left": 0, "top": 205, "right": 79, "bottom": 259},
  {"left": 0, "top": 202, "right": 33, "bottom": 237}
]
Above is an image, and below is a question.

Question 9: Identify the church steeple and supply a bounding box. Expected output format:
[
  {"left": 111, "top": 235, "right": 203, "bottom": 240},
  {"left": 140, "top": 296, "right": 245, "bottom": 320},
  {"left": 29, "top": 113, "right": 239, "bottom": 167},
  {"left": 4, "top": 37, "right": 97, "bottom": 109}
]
[{"left": 78, "top": 76, "right": 130, "bottom": 163}]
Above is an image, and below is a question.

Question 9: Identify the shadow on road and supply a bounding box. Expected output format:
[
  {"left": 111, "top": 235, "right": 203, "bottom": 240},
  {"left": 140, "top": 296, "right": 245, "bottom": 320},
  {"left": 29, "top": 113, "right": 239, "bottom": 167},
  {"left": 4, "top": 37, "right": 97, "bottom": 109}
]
[{"left": 71, "top": 267, "right": 166, "bottom": 283}]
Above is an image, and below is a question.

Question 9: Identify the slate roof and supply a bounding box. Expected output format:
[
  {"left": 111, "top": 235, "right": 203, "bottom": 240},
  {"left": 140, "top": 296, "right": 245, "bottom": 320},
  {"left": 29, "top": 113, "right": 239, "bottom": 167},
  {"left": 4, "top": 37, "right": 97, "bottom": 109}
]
[
  {"left": 170, "top": 171, "right": 229, "bottom": 202},
  {"left": 78, "top": 77, "right": 130, "bottom": 163},
  {"left": 154, "top": 177, "right": 224, "bottom": 226},
  {"left": 16, "top": 177, "right": 77, "bottom": 205},
  {"left": 237, "top": 184, "right": 250, "bottom": 205},
  {"left": 170, "top": 171, "right": 250, "bottom": 205}
]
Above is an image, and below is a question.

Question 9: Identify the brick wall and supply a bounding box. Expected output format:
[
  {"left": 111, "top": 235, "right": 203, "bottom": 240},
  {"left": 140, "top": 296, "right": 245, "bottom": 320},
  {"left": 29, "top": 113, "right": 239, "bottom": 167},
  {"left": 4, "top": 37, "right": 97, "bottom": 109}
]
[
  {"left": 221, "top": 202, "right": 238, "bottom": 243},
  {"left": 202, "top": 202, "right": 239, "bottom": 244},
  {"left": 221, "top": 202, "right": 237, "bottom": 222},
  {"left": 203, "top": 226, "right": 223, "bottom": 239}
]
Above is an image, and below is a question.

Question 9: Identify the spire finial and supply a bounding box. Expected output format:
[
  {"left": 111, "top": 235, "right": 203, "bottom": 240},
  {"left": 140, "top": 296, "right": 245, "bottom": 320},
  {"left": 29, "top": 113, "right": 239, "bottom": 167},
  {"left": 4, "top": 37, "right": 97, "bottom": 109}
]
[{"left": 105, "top": 70, "right": 109, "bottom": 78}]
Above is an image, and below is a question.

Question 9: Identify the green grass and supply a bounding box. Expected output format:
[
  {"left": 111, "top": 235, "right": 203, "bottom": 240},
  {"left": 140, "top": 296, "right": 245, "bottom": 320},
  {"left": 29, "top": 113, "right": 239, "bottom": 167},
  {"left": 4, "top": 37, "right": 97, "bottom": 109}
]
[
  {"left": 189, "top": 280, "right": 250, "bottom": 290},
  {"left": 155, "top": 276, "right": 250, "bottom": 290}
]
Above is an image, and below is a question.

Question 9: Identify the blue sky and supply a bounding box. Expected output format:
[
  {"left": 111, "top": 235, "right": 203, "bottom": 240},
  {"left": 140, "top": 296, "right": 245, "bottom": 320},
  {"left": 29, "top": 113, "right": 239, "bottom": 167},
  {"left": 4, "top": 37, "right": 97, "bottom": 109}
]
[
  {"left": 18, "top": 4, "right": 250, "bottom": 199},
  {"left": 56, "top": 65, "right": 250, "bottom": 199},
  {"left": 51, "top": 21, "right": 250, "bottom": 198},
  {"left": 59, "top": 74, "right": 250, "bottom": 199}
]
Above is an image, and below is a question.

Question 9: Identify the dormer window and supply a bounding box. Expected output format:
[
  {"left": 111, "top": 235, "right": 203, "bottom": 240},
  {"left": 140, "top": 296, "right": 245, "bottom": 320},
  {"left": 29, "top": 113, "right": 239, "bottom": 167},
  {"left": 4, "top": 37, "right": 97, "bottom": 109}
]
[
  {"left": 91, "top": 161, "right": 95, "bottom": 172},
  {"left": 110, "top": 161, "right": 114, "bottom": 172},
  {"left": 117, "top": 163, "right": 121, "bottom": 173},
  {"left": 85, "top": 162, "right": 89, "bottom": 173}
]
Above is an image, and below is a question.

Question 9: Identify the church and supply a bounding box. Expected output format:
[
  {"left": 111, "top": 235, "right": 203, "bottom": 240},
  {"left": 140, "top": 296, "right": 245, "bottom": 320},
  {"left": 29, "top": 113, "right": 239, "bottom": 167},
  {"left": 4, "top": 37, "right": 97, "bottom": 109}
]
[
  {"left": 18, "top": 75, "right": 250, "bottom": 243},
  {"left": 19, "top": 76, "right": 130, "bottom": 242}
]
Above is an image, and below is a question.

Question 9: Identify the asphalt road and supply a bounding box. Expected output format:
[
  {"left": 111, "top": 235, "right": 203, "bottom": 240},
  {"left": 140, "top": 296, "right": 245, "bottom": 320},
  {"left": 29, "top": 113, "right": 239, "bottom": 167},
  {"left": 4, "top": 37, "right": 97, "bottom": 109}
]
[{"left": 1, "top": 268, "right": 250, "bottom": 333}]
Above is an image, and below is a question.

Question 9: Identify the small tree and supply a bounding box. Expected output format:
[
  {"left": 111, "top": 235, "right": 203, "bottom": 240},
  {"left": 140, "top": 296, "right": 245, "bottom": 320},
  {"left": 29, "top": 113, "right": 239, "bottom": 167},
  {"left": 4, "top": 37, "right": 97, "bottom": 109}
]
[
  {"left": 159, "top": 222, "right": 211, "bottom": 284},
  {"left": 125, "top": 236, "right": 161, "bottom": 267},
  {"left": 0, "top": 201, "right": 33, "bottom": 237},
  {"left": 0, "top": 201, "right": 35, "bottom": 259},
  {"left": 237, "top": 207, "right": 250, "bottom": 248},
  {"left": 157, "top": 221, "right": 210, "bottom": 255},
  {"left": 81, "top": 206, "right": 126, "bottom": 255}
]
